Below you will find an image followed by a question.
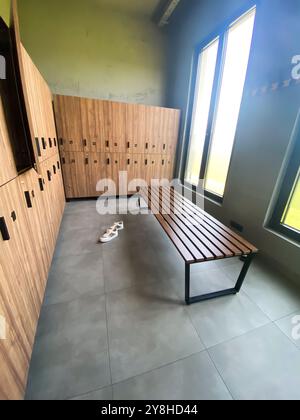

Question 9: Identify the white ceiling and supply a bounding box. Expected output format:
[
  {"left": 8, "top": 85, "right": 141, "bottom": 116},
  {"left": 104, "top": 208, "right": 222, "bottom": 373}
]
[{"left": 94, "top": 0, "right": 162, "bottom": 17}]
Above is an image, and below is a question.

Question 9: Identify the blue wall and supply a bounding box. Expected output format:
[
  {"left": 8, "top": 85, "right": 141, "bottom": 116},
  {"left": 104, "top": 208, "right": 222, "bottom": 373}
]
[{"left": 166, "top": 0, "right": 300, "bottom": 280}]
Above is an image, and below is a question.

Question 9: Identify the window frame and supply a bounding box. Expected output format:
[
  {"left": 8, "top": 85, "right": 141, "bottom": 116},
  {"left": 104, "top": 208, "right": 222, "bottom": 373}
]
[
  {"left": 269, "top": 134, "right": 300, "bottom": 244},
  {"left": 182, "top": 2, "right": 257, "bottom": 204}
]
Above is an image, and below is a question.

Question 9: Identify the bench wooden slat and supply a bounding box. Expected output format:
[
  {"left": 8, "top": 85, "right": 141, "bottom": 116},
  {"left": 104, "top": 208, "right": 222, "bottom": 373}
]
[
  {"left": 146, "top": 189, "right": 206, "bottom": 262},
  {"left": 140, "top": 187, "right": 258, "bottom": 264},
  {"left": 152, "top": 187, "right": 224, "bottom": 259},
  {"left": 171, "top": 188, "right": 254, "bottom": 255},
  {"left": 150, "top": 187, "right": 215, "bottom": 260},
  {"left": 154, "top": 187, "right": 231, "bottom": 259},
  {"left": 139, "top": 189, "right": 195, "bottom": 263},
  {"left": 172, "top": 188, "right": 258, "bottom": 254}
]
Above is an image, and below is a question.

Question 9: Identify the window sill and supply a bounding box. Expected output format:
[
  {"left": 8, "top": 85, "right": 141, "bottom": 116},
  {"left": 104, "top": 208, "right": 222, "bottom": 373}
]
[
  {"left": 181, "top": 184, "right": 223, "bottom": 208},
  {"left": 264, "top": 226, "right": 300, "bottom": 249}
]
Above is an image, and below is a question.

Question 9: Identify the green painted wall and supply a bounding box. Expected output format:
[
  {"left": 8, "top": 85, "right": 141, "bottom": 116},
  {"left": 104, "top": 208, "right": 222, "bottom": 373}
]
[
  {"left": 0, "top": 0, "right": 10, "bottom": 24},
  {"left": 18, "top": 0, "right": 167, "bottom": 106}
]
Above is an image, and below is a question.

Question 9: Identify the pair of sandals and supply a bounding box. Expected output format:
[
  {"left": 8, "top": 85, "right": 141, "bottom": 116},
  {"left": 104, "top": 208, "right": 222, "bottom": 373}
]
[{"left": 99, "top": 221, "right": 124, "bottom": 243}]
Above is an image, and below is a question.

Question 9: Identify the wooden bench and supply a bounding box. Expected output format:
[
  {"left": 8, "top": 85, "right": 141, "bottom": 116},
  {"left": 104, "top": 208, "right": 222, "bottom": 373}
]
[{"left": 139, "top": 186, "right": 258, "bottom": 305}]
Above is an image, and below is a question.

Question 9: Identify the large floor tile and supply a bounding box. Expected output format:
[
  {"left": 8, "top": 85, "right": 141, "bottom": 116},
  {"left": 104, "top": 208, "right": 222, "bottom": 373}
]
[
  {"left": 70, "top": 387, "right": 113, "bottom": 401},
  {"left": 230, "top": 262, "right": 300, "bottom": 321},
  {"left": 26, "top": 294, "right": 110, "bottom": 400},
  {"left": 60, "top": 212, "right": 102, "bottom": 233},
  {"left": 103, "top": 239, "right": 163, "bottom": 293},
  {"left": 44, "top": 252, "right": 105, "bottom": 306},
  {"left": 107, "top": 282, "right": 204, "bottom": 383},
  {"left": 276, "top": 311, "right": 300, "bottom": 349},
  {"left": 209, "top": 324, "right": 300, "bottom": 400},
  {"left": 113, "top": 352, "right": 232, "bottom": 400},
  {"left": 187, "top": 292, "right": 270, "bottom": 348},
  {"left": 54, "top": 227, "right": 101, "bottom": 258}
]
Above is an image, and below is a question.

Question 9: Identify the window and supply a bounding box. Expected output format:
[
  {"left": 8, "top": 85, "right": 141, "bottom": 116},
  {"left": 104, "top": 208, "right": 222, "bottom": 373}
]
[
  {"left": 270, "top": 130, "right": 300, "bottom": 243},
  {"left": 185, "top": 7, "right": 256, "bottom": 201}
]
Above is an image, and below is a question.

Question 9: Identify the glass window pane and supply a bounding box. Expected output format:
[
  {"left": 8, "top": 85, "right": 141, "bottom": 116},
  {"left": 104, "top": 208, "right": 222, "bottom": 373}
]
[
  {"left": 281, "top": 171, "right": 300, "bottom": 232},
  {"left": 204, "top": 8, "right": 256, "bottom": 197},
  {"left": 185, "top": 38, "right": 219, "bottom": 186}
]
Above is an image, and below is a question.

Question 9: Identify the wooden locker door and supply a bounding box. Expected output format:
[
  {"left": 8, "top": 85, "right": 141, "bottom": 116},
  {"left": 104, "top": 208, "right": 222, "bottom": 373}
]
[
  {"left": 53, "top": 95, "right": 67, "bottom": 152},
  {"left": 159, "top": 108, "right": 170, "bottom": 155},
  {"left": 126, "top": 103, "right": 146, "bottom": 154},
  {"left": 85, "top": 153, "right": 105, "bottom": 197},
  {"left": 0, "top": 265, "right": 30, "bottom": 400},
  {"left": 145, "top": 106, "right": 160, "bottom": 154},
  {"left": 153, "top": 107, "right": 164, "bottom": 154},
  {"left": 108, "top": 102, "right": 126, "bottom": 153},
  {"left": 0, "top": 180, "right": 40, "bottom": 346},
  {"left": 60, "top": 96, "right": 83, "bottom": 152},
  {"left": 20, "top": 45, "right": 45, "bottom": 163},
  {"left": 169, "top": 109, "right": 180, "bottom": 155},
  {"left": 148, "top": 154, "right": 161, "bottom": 186},
  {"left": 0, "top": 179, "right": 45, "bottom": 400},
  {"left": 0, "top": 94, "right": 17, "bottom": 186},
  {"left": 68, "top": 152, "right": 88, "bottom": 198},
  {"left": 18, "top": 170, "right": 50, "bottom": 282},
  {"left": 81, "top": 98, "right": 100, "bottom": 153},
  {"left": 96, "top": 100, "right": 107, "bottom": 153},
  {"left": 60, "top": 151, "right": 73, "bottom": 200}
]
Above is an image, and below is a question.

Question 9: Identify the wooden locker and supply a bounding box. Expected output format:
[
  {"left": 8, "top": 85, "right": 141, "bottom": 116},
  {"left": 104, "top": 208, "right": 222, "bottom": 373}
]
[
  {"left": 68, "top": 152, "right": 88, "bottom": 198},
  {"left": 169, "top": 109, "right": 180, "bottom": 155},
  {"left": 18, "top": 171, "right": 49, "bottom": 285},
  {"left": 103, "top": 101, "right": 126, "bottom": 153},
  {"left": 0, "top": 263, "right": 31, "bottom": 400},
  {"left": 81, "top": 98, "right": 102, "bottom": 153},
  {"left": 145, "top": 106, "right": 162, "bottom": 154},
  {"left": 54, "top": 95, "right": 83, "bottom": 152},
  {"left": 0, "top": 94, "right": 17, "bottom": 186},
  {"left": 84, "top": 153, "right": 105, "bottom": 197},
  {"left": 144, "top": 154, "right": 161, "bottom": 186},
  {"left": 125, "top": 103, "right": 146, "bottom": 154},
  {"left": 0, "top": 178, "right": 50, "bottom": 400},
  {"left": 104, "top": 153, "right": 126, "bottom": 194},
  {"left": 126, "top": 154, "right": 144, "bottom": 193}
]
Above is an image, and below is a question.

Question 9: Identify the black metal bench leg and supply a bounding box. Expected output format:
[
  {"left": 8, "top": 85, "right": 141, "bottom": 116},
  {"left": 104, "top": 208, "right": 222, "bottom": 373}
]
[
  {"left": 185, "top": 263, "right": 191, "bottom": 305},
  {"left": 234, "top": 253, "right": 255, "bottom": 293},
  {"left": 185, "top": 254, "right": 256, "bottom": 305}
]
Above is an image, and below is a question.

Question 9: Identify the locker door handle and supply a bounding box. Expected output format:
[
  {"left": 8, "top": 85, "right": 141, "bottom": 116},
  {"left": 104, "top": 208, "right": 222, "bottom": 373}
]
[
  {"left": 24, "top": 191, "right": 33, "bottom": 208},
  {"left": 47, "top": 170, "right": 52, "bottom": 181},
  {"left": 35, "top": 137, "right": 41, "bottom": 157},
  {"left": 162, "top": 160, "right": 165, "bottom": 165},
  {"left": 146, "top": 143, "right": 149, "bottom": 150},
  {"left": 53, "top": 165, "right": 57, "bottom": 174},
  {"left": 83, "top": 139, "right": 87, "bottom": 147},
  {"left": 39, "top": 178, "right": 44, "bottom": 191},
  {"left": 49, "top": 138, "right": 53, "bottom": 148},
  {"left": 127, "top": 142, "right": 130, "bottom": 149},
  {"left": 54, "top": 138, "right": 57, "bottom": 147},
  {"left": 107, "top": 158, "right": 110, "bottom": 165},
  {"left": 127, "top": 159, "right": 130, "bottom": 165},
  {"left": 0, "top": 217, "right": 10, "bottom": 241},
  {"left": 59, "top": 138, "right": 63, "bottom": 146},
  {"left": 57, "top": 161, "right": 60, "bottom": 170},
  {"left": 85, "top": 158, "right": 89, "bottom": 165},
  {"left": 106, "top": 141, "right": 109, "bottom": 148},
  {"left": 145, "top": 159, "right": 148, "bottom": 165},
  {"left": 62, "top": 157, "right": 66, "bottom": 164},
  {"left": 41, "top": 138, "right": 47, "bottom": 150},
  {"left": 163, "top": 144, "right": 166, "bottom": 151}
]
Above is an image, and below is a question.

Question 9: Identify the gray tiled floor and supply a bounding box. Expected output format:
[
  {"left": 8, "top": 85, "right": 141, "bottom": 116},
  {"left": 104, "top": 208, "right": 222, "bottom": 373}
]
[{"left": 26, "top": 200, "right": 300, "bottom": 400}]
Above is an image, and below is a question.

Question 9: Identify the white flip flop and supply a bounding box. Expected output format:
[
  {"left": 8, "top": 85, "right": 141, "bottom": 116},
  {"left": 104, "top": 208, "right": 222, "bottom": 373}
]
[
  {"left": 110, "top": 221, "right": 124, "bottom": 231},
  {"left": 99, "top": 228, "right": 119, "bottom": 243}
]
